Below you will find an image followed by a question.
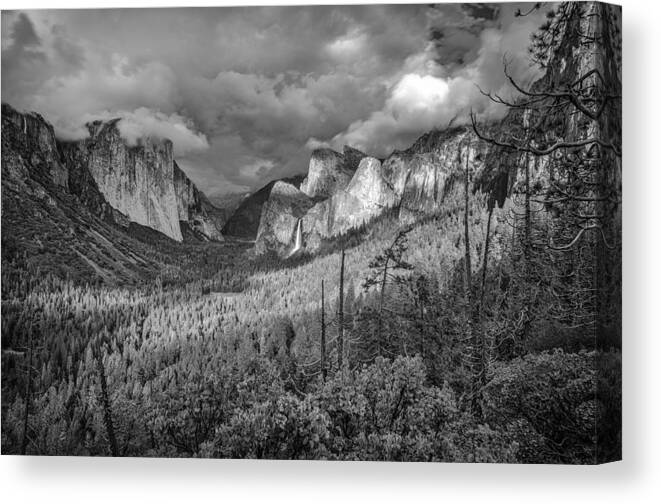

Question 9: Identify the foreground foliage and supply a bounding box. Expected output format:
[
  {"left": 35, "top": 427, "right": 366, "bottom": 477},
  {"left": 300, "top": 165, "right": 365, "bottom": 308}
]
[{"left": 1, "top": 202, "right": 620, "bottom": 462}]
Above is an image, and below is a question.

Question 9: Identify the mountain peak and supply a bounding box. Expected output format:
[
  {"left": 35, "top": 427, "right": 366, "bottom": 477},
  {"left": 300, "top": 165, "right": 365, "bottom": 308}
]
[
  {"left": 300, "top": 145, "right": 366, "bottom": 199},
  {"left": 85, "top": 117, "right": 175, "bottom": 153}
]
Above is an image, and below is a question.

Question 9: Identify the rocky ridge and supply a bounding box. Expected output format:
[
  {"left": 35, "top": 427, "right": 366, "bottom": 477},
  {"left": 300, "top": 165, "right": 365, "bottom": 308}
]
[
  {"left": 2, "top": 105, "right": 69, "bottom": 190},
  {"left": 221, "top": 175, "right": 305, "bottom": 239},
  {"left": 74, "top": 119, "right": 183, "bottom": 241},
  {"left": 2, "top": 104, "right": 223, "bottom": 243},
  {"left": 254, "top": 181, "right": 315, "bottom": 255},
  {"left": 255, "top": 128, "right": 489, "bottom": 256},
  {"left": 1, "top": 105, "right": 162, "bottom": 282},
  {"left": 300, "top": 146, "right": 366, "bottom": 199},
  {"left": 254, "top": 3, "right": 622, "bottom": 257},
  {"left": 173, "top": 161, "right": 224, "bottom": 241}
]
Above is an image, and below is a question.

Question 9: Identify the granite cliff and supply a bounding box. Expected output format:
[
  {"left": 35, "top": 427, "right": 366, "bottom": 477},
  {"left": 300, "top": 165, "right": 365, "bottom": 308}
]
[
  {"left": 68, "top": 119, "right": 183, "bottom": 241},
  {"left": 255, "top": 129, "right": 488, "bottom": 256},
  {"left": 1, "top": 104, "right": 69, "bottom": 190},
  {"left": 300, "top": 146, "right": 366, "bottom": 199},
  {"left": 254, "top": 3, "right": 621, "bottom": 257},
  {"left": 1, "top": 104, "right": 163, "bottom": 282},
  {"left": 254, "top": 181, "right": 315, "bottom": 256},
  {"left": 1, "top": 104, "right": 223, "bottom": 243},
  {"left": 222, "top": 175, "right": 305, "bottom": 239},
  {"left": 173, "top": 161, "right": 224, "bottom": 241}
]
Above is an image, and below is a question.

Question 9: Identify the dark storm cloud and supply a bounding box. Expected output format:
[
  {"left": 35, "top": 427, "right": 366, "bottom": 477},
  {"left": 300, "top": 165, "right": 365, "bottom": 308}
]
[
  {"left": 2, "top": 13, "right": 45, "bottom": 73},
  {"left": 9, "top": 12, "right": 41, "bottom": 47},
  {"left": 322, "top": 3, "right": 550, "bottom": 157},
  {"left": 1, "top": 4, "right": 547, "bottom": 196},
  {"left": 461, "top": 3, "right": 500, "bottom": 21},
  {"left": 428, "top": 3, "right": 496, "bottom": 69}
]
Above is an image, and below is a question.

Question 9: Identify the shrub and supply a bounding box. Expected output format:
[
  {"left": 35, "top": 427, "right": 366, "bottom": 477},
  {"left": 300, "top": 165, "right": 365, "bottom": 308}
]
[{"left": 482, "top": 349, "right": 618, "bottom": 464}]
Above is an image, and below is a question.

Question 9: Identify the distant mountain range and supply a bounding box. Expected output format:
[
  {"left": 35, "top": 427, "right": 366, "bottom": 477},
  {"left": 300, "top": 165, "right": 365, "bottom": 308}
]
[
  {"left": 1, "top": 0, "right": 619, "bottom": 265},
  {"left": 0, "top": 100, "right": 505, "bottom": 268},
  {"left": 254, "top": 127, "right": 494, "bottom": 257},
  {"left": 3, "top": 104, "right": 224, "bottom": 242}
]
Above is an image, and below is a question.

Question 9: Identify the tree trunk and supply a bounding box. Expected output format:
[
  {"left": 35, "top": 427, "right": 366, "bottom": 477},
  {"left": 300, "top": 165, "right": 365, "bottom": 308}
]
[
  {"left": 21, "top": 324, "right": 34, "bottom": 455},
  {"left": 463, "top": 139, "right": 484, "bottom": 416},
  {"left": 524, "top": 152, "right": 532, "bottom": 261},
  {"left": 337, "top": 249, "right": 345, "bottom": 370},
  {"left": 321, "top": 279, "right": 327, "bottom": 381},
  {"left": 479, "top": 205, "right": 494, "bottom": 317},
  {"left": 463, "top": 144, "right": 473, "bottom": 306},
  {"left": 522, "top": 153, "right": 533, "bottom": 344},
  {"left": 418, "top": 298, "right": 425, "bottom": 358},
  {"left": 378, "top": 256, "right": 389, "bottom": 355},
  {"left": 96, "top": 352, "right": 119, "bottom": 457}
]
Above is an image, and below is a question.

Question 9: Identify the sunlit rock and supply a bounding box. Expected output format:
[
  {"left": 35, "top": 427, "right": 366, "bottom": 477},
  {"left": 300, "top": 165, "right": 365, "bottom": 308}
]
[
  {"left": 255, "top": 181, "right": 315, "bottom": 255},
  {"left": 300, "top": 147, "right": 359, "bottom": 199},
  {"left": 80, "top": 119, "right": 183, "bottom": 241}
]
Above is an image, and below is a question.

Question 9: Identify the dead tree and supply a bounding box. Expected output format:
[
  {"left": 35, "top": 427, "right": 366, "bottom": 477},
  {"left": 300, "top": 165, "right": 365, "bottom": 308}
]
[
  {"left": 479, "top": 203, "right": 495, "bottom": 318},
  {"left": 463, "top": 141, "right": 473, "bottom": 307},
  {"left": 20, "top": 323, "right": 36, "bottom": 455},
  {"left": 362, "top": 227, "right": 414, "bottom": 358},
  {"left": 471, "top": 2, "right": 622, "bottom": 342},
  {"left": 320, "top": 279, "right": 327, "bottom": 381},
  {"left": 337, "top": 249, "right": 345, "bottom": 370},
  {"left": 94, "top": 344, "right": 119, "bottom": 457},
  {"left": 461, "top": 138, "right": 487, "bottom": 415},
  {"left": 414, "top": 275, "right": 429, "bottom": 358}
]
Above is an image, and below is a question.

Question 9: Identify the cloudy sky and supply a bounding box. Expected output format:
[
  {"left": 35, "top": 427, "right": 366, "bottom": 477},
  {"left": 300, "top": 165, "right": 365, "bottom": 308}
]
[{"left": 1, "top": 3, "right": 548, "bottom": 196}]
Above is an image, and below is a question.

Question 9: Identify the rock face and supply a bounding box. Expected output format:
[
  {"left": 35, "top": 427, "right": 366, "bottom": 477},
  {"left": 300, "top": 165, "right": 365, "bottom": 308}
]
[
  {"left": 2, "top": 104, "right": 120, "bottom": 225},
  {"left": 255, "top": 133, "right": 486, "bottom": 256},
  {"left": 173, "top": 162, "right": 224, "bottom": 241},
  {"left": 346, "top": 157, "right": 398, "bottom": 209},
  {"left": 60, "top": 138, "right": 131, "bottom": 227},
  {"left": 1, "top": 104, "right": 69, "bottom": 189},
  {"left": 1, "top": 104, "right": 166, "bottom": 283},
  {"left": 300, "top": 147, "right": 366, "bottom": 199},
  {"left": 2, "top": 103, "right": 222, "bottom": 243},
  {"left": 76, "top": 120, "right": 182, "bottom": 241},
  {"left": 222, "top": 175, "right": 304, "bottom": 239},
  {"left": 301, "top": 157, "right": 398, "bottom": 246},
  {"left": 254, "top": 181, "right": 315, "bottom": 256},
  {"left": 387, "top": 128, "right": 489, "bottom": 220}
]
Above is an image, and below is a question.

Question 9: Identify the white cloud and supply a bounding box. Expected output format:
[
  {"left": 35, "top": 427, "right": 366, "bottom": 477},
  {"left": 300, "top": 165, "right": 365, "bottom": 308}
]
[
  {"left": 304, "top": 137, "right": 332, "bottom": 151},
  {"left": 55, "top": 107, "right": 209, "bottom": 156},
  {"left": 2, "top": 5, "right": 547, "bottom": 192},
  {"left": 324, "top": 7, "right": 547, "bottom": 157},
  {"left": 389, "top": 73, "right": 450, "bottom": 121},
  {"left": 114, "top": 108, "right": 209, "bottom": 155},
  {"left": 325, "top": 27, "right": 368, "bottom": 62}
]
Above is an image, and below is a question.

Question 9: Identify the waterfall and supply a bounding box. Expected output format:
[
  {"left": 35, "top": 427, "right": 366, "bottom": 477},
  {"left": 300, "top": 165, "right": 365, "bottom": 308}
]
[{"left": 292, "top": 219, "right": 303, "bottom": 253}]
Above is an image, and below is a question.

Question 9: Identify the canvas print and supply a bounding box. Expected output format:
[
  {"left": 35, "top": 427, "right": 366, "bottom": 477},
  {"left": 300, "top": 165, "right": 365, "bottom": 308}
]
[{"left": 0, "top": 2, "right": 621, "bottom": 463}]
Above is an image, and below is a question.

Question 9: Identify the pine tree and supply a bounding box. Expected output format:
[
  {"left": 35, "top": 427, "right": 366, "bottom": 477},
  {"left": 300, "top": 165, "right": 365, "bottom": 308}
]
[
  {"left": 320, "top": 279, "right": 327, "bottom": 381},
  {"left": 337, "top": 249, "right": 345, "bottom": 370},
  {"left": 472, "top": 3, "right": 622, "bottom": 344}
]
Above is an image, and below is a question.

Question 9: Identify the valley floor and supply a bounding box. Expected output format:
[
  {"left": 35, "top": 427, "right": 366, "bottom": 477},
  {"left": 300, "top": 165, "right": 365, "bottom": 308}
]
[{"left": 1, "top": 209, "right": 621, "bottom": 463}]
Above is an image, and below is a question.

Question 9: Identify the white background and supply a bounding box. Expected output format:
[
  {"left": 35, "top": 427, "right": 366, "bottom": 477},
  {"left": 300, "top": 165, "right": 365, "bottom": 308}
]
[{"left": 0, "top": 0, "right": 658, "bottom": 502}]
